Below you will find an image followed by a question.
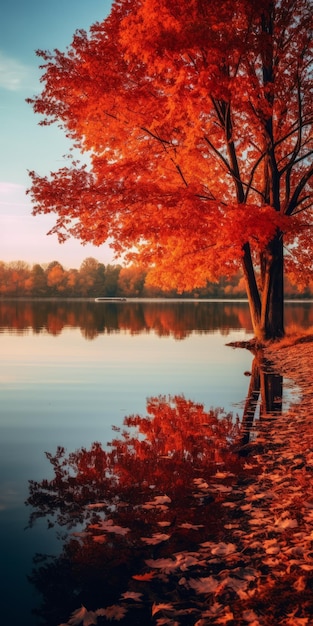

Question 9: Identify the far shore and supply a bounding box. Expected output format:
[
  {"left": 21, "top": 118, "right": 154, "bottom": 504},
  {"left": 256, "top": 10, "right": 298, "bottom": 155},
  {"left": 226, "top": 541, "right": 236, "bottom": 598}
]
[{"left": 1, "top": 296, "right": 313, "bottom": 305}]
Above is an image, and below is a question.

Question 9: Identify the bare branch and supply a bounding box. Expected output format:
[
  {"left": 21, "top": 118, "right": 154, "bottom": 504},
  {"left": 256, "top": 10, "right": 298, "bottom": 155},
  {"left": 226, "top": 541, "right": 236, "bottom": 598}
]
[
  {"left": 140, "top": 126, "right": 172, "bottom": 146},
  {"left": 285, "top": 164, "right": 313, "bottom": 215},
  {"left": 204, "top": 136, "right": 231, "bottom": 173},
  {"left": 291, "top": 197, "right": 312, "bottom": 215}
]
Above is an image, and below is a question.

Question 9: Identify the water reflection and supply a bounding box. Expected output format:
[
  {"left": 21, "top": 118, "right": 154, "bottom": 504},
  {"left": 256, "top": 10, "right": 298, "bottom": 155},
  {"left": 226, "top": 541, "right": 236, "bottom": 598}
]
[
  {"left": 240, "top": 350, "right": 283, "bottom": 447},
  {"left": 27, "top": 397, "right": 243, "bottom": 625},
  {"left": 26, "top": 358, "right": 284, "bottom": 625},
  {"left": 1, "top": 299, "right": 312, "bottom": 339},
  {"left": 0, "top": 300, "right": 254, "bottom": 338}
]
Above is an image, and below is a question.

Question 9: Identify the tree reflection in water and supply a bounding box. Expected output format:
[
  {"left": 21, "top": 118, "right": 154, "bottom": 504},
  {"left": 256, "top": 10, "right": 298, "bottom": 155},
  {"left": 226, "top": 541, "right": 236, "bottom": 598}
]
[
  {"left": 240, "top": 349, "right": 283, "bottom": 448},
  {"left": 0, "top": 299, "right": 254, "bottom": 338},
  {"left": 26, "top": 358, "right": 283, "bottom": 625},
  {"left": 1, "top": 299, "right": 312, "bottom": 338}
]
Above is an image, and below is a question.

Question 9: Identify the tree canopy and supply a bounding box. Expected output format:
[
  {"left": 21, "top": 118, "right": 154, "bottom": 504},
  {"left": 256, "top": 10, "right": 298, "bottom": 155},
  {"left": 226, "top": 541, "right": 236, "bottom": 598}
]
[{"left": 28, "top": 0, "right": 313, "bottom": 339}]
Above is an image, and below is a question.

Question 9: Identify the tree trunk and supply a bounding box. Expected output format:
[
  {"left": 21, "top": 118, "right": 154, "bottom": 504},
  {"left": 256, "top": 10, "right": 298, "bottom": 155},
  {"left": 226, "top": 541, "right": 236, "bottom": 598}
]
[
  {"left": 260, "top": 231, "right": 284, "bottom": 340},
  {"left": 242, "top": 232, "right": 284, "bottom": 341},
  {"left": 241, "top": 242, "right": 262, "bottom": 337}
]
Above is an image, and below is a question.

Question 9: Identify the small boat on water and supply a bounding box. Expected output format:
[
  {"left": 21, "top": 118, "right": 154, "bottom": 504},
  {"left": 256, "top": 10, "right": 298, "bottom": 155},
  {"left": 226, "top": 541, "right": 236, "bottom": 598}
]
[{"left": 95, "top": 297, "right": 127, "bottom": 302}]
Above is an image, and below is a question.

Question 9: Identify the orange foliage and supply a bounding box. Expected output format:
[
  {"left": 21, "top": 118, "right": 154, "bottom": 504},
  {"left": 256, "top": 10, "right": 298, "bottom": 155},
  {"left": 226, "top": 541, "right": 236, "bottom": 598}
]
[
  {"left": 46, "top": 262, "right": 66, "bottom": 291},
  {"left": 27, "top": 0, "right": 312, "bottom": 337}
]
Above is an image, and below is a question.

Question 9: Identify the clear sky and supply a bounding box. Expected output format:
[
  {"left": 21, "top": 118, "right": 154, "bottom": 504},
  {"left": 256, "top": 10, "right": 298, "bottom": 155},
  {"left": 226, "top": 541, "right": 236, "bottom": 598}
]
[{"left": 0, "top": 0, "right": 115, "bottom": 269}]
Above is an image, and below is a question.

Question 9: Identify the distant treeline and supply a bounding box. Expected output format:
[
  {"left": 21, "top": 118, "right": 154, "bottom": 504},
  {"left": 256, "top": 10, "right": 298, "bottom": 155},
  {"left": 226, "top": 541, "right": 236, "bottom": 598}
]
[{"left": 0, "top": 258, "right": 312, "bottom": 298}]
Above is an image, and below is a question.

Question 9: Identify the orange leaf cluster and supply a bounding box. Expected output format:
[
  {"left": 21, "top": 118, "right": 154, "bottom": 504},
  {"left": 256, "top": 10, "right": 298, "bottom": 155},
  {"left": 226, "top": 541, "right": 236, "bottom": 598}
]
[{"left": 27, "top": 0, "right": 313, "bottom": 295}]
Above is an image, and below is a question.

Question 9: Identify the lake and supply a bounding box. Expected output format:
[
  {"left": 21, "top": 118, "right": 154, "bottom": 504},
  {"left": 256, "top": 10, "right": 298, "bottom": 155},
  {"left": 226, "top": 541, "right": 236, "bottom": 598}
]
[{"left": 0, "top": 299, "right": 312, "bottom": 625}]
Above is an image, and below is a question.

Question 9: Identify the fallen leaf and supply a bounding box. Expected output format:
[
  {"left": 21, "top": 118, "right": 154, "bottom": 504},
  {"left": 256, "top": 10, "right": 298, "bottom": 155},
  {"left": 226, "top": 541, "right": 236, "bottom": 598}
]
[
  {"left": 92, "top": 534, "right": 107, "bottom": 544},
  {"left": 67, "top": 605, "right": 97, "bottom": 626},
  {"left": 214, "top": 471, "right": 235, "bottom": 479},
  {"left": 145, "top": 557, "right": 179, "bottom": 573},
  {"left": 179, "top": 522, "right": 204, "bottom": 530},
  {"left": 188, "top": 576, "right": 219, "bottom": 594},
  {"left": 142, "top": 495, "right": 171, "bottom": 509},
  {"left": 264, "top": 539, "right": 281, "bottom": 555},
  {"left": 210, "top": 484, "right": 232, "bottom": 493},
  {"left": 223, "top": 576, "right": 249, "bottom": 593},
  {"left": 132, "top": 571, "right": 156, "bottom": 581},
  {"left": 242, "top": 609, "right": 260, "bottom": 623},
  {"left": 141, "top": 533, "right": 170, "bottom": 545},
  {"left": 232, "top": 567, "right": 259, "bottom": 581},
  {"left": 213, "top": 607, "right": 234, "bottom": 623},
  {"left": 152, "top": 603, "right": 174, "bottom": 616},
  {"left": 89, "top": 519, "right": 130, "bottom": 535},
  {"left": 142, "top": 503, "right": 169, "bottom": 511},
  {"left": 154, "top": 495, "right": 171, "bottom": 504},
  {"left": 96, "top": 605, "right": 127, "bottom": 621},
  {"left": 201, "top": 602, "right": 224, "bottom": 617},
  {"left": 274, "top": 517, "right": 298, "bottom": 530},
  {"left": 224, "top": 523, "right": 239, "bottom": 529},
  {"left": 211, "top": 542, "right": 237, "bottom": 556},
  {"left": 120, "top": 591, "right": 143, "bottom": 601},
  {"left": 193, "top": 478, "right": 209, "bottom": 490},
  {"left": 293, "top": 576, "right": 306, "bottom": 591},
  {"left": 86, "top": 503, "right": 106, "bottom": 509}
]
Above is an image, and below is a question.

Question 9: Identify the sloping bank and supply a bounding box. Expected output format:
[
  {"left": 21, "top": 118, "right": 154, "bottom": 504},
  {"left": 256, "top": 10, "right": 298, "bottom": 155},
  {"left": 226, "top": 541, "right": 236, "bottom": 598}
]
[
  {"left": 228, "top": 335, "right": 313, "bottom": 623},
  {"left": 265, "top": 335, "right": 313, "bottom": 412},
  {"left": 178, "top": 335, "right": 313, "bottom": 624}
]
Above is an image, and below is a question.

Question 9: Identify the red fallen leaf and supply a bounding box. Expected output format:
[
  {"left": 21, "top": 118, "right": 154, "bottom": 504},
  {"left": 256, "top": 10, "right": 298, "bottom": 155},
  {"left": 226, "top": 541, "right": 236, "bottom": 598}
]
[
  {"left": 141, "top": 533, "right": 170, "bottom": 545},
  {"left": 120, "top": 591, "right": 143, "bottom": 601},
  {"left": 66, "top": 605, "right": 97, "bottom": 625},
  {"left": 92, "top": 534, "right": 107, "bottom": 544},
  {"left": 96, "top": 605, "right": 127, "bottom": 621},
  {"left": 132, "top": 571, "right": 156, "bottom": 581},
  {"left": 152, "top": 603, "right": 174, "bottom": 615},
  {"left": 187, "top": 575, "right": 219, "bottom": 594}
]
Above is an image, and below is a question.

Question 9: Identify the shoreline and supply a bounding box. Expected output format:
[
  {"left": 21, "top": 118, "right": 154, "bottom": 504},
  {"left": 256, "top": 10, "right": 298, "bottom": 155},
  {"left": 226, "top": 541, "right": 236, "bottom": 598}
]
[
  {"left": 204, "top": 334, "right": 313, "bottom": 621},
  {"left": 264, "top": 334, "right": 313, "bottom": 411}
]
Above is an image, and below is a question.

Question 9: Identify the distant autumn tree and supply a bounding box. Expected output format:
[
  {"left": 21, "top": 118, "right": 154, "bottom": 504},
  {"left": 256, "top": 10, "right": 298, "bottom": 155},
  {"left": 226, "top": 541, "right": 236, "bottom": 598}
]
[
  {"left": 28, "top": 0, "right": 312, "bottom": 339},
  {"left": 46, "top": 261, "right": 67, "bottom": 294},
  {"left": 30, "top": 263, "right": 47, "bottom": 296},
  {"left": 117, "top": 265, "right": 146, "bottom": 297},
  {"left": 8, "top": 261, "right": 30, "bottom": 296},
  {"left": 78, "top": 256, "right": 101, "bottom": 296}
]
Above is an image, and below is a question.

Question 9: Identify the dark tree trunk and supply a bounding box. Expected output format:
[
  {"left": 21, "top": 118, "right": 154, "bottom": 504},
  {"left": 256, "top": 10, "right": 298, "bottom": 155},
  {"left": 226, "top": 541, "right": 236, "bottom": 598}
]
[
  {"left": 241, "top": 243, "right": 262, "bottom": 338},
  {"left": 260, "top": 231, "right": 284, "bottom": 340},
  {"left": 242, "top": 231, "right": 284, "bottom": 341}
]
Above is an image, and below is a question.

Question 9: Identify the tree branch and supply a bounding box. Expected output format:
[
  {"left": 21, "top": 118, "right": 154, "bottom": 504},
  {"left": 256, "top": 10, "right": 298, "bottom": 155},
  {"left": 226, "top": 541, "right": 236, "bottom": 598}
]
[{"left": 285, "top": 164, "right": 313, "bottom": 215}]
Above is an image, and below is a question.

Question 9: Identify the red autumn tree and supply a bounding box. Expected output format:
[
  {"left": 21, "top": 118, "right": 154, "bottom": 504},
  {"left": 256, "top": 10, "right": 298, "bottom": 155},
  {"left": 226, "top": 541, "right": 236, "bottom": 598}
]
[{"left": 27, "top": 0, "right": 312, "bottom": 340}]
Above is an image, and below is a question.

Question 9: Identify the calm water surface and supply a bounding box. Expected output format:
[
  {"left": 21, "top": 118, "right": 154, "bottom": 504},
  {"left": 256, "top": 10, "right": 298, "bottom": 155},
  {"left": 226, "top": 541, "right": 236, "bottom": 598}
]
[{"left": 0, "top": 299, "right": 311, "bottom": 625}]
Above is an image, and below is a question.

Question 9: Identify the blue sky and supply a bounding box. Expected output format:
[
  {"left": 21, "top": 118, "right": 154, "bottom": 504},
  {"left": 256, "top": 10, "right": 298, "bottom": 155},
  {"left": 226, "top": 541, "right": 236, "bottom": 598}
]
[{"left": 0, "top": 0, "right": 115, "bottom": 268}]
